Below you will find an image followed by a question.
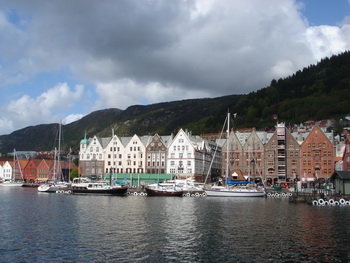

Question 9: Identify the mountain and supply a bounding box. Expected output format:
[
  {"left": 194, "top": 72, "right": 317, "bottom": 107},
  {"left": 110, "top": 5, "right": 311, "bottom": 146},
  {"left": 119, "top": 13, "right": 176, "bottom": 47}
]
[
  {"left": 1, "top": 50, "right": 349, "bottom": 153},
  {"left": 0, "top": 95, "right": 241, "bottom": 152}
]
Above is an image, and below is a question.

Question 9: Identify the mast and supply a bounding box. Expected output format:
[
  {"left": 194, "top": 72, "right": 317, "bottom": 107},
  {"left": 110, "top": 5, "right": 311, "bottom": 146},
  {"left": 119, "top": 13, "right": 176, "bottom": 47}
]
[
  {"left": 57, "top": 121, "right": 62, "bottom": 181},
  {"left": 226, "top": 112, "right": 230, "bottom": 186},
  {"left": 111, "top": 128, "right": 114, "bottom": 185}
]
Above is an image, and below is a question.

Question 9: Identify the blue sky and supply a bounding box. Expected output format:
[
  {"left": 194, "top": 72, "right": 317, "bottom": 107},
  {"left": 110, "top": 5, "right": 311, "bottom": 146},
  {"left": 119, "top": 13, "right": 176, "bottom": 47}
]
[{"left": 0, "top": 0, "right": 349, "bottom": 136}]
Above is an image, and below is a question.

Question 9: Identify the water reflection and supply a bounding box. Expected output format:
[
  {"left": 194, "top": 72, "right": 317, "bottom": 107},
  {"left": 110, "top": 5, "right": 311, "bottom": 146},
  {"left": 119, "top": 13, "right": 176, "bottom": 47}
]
[{"left": 1, "top": 188, "right": 350, "bottom": 262}]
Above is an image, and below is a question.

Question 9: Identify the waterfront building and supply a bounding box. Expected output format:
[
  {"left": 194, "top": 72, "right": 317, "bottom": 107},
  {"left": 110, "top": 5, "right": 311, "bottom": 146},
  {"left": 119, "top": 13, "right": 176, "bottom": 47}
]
[
  {"left": 241, "top": 129, "right": 265, "bottom": 182},
  {"left": 166, "top": 129, "right": 221, "bottom": 182},
  {"left": 0, "top": 161, "right": 13, "bottom": 182},
  {"left": 104, "top": 134, "right": 125, "bottom": 174},
  {"left": 145, "top": 134, "right": 173, "bottom": 174},
  {"left": 123, "top": 134, "right": 150, "bottom": 174},
  {"left": 79, "top": 135, "right": 106, "bottom": 179},
  {"left": 37, "top": 159, "right": 54, "bottom": 182},
  {"left": 343, "top": 135, "right": 350, "bottom": 171},
  {"left": 300, "top": 126, "right": 334, "bottom": 182},
  {"left": 77, "top": 123, "right": 338, "bottom": 184},
  {"left": 264, "top": 123, "right": 301, "bottom": 185},
  {"left": 23, "top": 159, "right": 41, "bottom": 183}
]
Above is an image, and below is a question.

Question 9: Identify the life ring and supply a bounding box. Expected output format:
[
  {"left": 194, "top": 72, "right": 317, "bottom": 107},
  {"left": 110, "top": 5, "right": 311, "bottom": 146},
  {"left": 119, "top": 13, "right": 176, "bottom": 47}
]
[
  {"left": 182, "top": 193, "right": 187, "bottom": 197},
  {"left": 275, "top": 193, "right": 281, "bottom": 198},
  {"left": 312, "top": 200, "right": 318, "bottom": 206},
  {"left": 281, "top": 193, "right": 286, "bottom": 198},
  {"left": 267, "top": 193, "right": 272, "bottom": 197},
  {"left": 318, "top": 199, "right": 325, "bottom": 206},
  {"left": 134, "top": 192, "right": 138, "bottom": 196},
  {"left": 67, "top": 190, "right": 72, "bottom": 194},
  {"left": 345, "top": 201, "right": 350, "bottom": 206},
  {"left": 202, "top": 192, "right": 207, "bottom": 197},
  {"left": 195, "top": 193, "right": 200, "bottom": 197},
  {"left": 288, "top": 193, "right": 293, "bottom": 197},
  {"left": 186, "top": 193, "right": 191, "bottom": 197},
  {"left": 324, "top": 200, "right": 329, "bottom": 206},
  {"left": 328, "top": 199, "right": 335, "bottom": 206},
  {"left": 56, "top": 190, "right": 60, "bottom": 193},
  {"left": 339, "top": 199, "right": 346, "bottom": 205},
  {"left": 334, "top": 201, "right": 340, "bottom": 206}
]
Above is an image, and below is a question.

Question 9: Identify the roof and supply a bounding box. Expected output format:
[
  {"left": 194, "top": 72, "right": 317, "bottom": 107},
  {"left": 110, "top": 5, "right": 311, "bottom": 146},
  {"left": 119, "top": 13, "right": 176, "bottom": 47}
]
[{"left": 331, "top": 171, "right": 350, "bottom": 180}]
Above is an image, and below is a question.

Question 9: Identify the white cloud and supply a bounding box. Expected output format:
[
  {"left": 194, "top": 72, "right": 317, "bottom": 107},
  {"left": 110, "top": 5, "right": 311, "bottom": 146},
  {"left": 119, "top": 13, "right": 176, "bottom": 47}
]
[
  {"left": 94, "top": 79, "right": 210, "bottom": 110},
  {"left": 0, "top": 83, "right": 85, "bottom": 135},
  {"left": 305, "top": 25, "right": 350, "bottom": 60},
  {"left": 63, "top": 114, "right": 85, "bottom": 125}
]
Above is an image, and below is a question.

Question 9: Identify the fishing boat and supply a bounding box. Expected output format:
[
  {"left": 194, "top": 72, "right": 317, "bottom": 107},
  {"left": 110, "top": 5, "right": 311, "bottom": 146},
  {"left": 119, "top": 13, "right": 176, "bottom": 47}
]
[
  {"left": 69, "top": 177, "right": 128, "bottom": 195},
  {"left": 145, "top": 183, "right": 184, "bottom": 196},
  {"left": 0, "top": 149, "right": 24, "bottom": 187},
  {"left": 204, "top": 112, "right": 266, "bottom": 197}
]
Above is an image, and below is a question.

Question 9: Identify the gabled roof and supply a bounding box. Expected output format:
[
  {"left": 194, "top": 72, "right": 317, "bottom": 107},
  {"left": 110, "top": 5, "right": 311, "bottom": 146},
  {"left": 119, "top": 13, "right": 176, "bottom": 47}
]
[
  {"left": 119, "top": 136, "right": 132, "bottom": 147},
  {"left": 101, "top": 137, "right": 111, "bottom": 148}
]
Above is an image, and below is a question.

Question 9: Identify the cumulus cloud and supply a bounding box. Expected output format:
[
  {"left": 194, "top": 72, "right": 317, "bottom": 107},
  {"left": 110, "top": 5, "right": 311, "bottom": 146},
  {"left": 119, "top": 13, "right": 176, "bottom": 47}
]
[
  {"left": 0, "top": 83, "right": 85, "bottom": 135},
  {"left": 94, "top": 79, "right": 209, "bottom": 110},
  {"left": 0, "top": 0, "right": 350, "bottom": 135}
]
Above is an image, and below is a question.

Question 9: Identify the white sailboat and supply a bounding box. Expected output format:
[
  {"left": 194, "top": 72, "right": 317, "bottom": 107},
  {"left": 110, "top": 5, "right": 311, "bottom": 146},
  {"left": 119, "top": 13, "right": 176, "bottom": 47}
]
[
  {"left": 38, "top": 122, "right": 66, "bottom": 193},
  {"left": 204, "top": 113, "right": 266, "bottom": 197},
  {"left": 0, "top": 149, "right": 24, "bottom": 187}
]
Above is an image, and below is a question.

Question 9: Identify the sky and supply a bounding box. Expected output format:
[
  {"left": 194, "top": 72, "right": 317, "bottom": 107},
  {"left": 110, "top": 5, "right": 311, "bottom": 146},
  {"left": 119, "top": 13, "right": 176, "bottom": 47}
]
[{"left": 0, "top": 0, "right": 349, "bottom": 136}]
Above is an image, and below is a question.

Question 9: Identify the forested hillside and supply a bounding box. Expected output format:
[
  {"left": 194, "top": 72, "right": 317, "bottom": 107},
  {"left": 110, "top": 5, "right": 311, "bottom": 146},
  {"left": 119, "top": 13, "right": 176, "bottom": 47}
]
[{"left": 231, "top": 50, "right": 350, "bottom": 129}]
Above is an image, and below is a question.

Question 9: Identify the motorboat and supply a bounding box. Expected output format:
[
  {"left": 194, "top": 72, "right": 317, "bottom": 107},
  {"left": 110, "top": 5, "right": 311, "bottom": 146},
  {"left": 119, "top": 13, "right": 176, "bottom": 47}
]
[
  {"left": 38, "top": 182, "right": 60, "bottom": 193},
  {"left": 69, "top": 177, "right": 128, "bottom": 195}
]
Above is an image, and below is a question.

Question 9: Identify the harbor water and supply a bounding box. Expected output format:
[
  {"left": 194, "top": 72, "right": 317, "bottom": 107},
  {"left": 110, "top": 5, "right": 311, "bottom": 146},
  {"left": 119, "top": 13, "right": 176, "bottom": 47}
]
[{"left": 1, "top": 187, "right": 350, "bottom": 262}]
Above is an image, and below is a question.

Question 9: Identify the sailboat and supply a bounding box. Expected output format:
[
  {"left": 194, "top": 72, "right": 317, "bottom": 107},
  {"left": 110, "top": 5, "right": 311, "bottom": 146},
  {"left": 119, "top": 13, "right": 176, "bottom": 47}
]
[
  {"left": 0, "top": 149, "right": 24, "bottom": 187},
  {"left": 204, "top": 113, "right": 266, "bottom": 197},
  {"left": 38, "top": 122, "right": 66, "bottom": 193}
]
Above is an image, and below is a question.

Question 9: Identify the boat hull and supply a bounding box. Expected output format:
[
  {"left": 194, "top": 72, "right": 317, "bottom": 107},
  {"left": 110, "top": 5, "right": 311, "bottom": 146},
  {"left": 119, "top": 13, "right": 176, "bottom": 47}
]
[
  {"left": 71, "top": 186, "right": 128, "bottom": 195},
  {"left": 0, "top": 182, "right": 24, "bottom": 187},
  {"left": 145, "top": 187, "right": 184, "bottom": 197},
  {"left": 204, "top": 188, "right": 266, "bottom": 197},
  {"left": 38, "top": 184, "right": 59, "bottom": 193}
]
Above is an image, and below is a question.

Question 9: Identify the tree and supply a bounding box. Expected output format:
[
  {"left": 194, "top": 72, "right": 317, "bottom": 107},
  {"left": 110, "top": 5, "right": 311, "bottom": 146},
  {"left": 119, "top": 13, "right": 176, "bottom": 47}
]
[{"left": 70, "top": 169, "right": 79, "bottom": 181}]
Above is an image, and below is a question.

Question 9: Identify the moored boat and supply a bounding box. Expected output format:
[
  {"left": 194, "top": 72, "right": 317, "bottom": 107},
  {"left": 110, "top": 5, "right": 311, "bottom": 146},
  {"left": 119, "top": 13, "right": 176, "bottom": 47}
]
[
  {"left": 145, "top": 183, "right": 184, "bottom": 196},
  {"left": 0, "top": 180, "right": 24, "bottom": 187},
  {"left": 204, "top": 185, "right": 266, "bottom": 197},
  {"left": 38, "top": 183, "right": 60, "bottom": 193},
  {"left": 204, "top": 112, "right": 266, "bottom": 198},
  {"left": 69, "top": 177, "right": 128, "bottom": 195}
]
